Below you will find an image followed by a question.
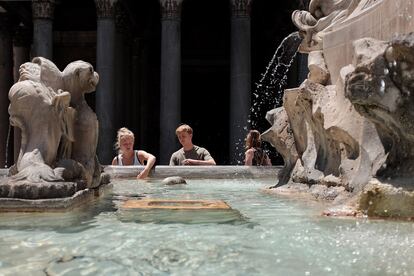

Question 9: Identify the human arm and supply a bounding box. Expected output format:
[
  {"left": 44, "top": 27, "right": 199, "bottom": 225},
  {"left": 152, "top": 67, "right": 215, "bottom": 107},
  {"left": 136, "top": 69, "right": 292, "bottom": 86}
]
[
  {"left": 136, "top": 150, "right": 156, "bottom": 179},
  {"left": 182, "top": 158, "right": 216, "bottom": 165},
  {"left": 111, "top": 156, "right": 118, "bottom": 165},
  {"left": 265, "top": 154, "right": 272, "bottom": 166},
  {"left": 182, "top": 148, "right": 216, "bottom": 165},
  {"left": 244, "top": 149, "right": 254, "bottom": 166}
]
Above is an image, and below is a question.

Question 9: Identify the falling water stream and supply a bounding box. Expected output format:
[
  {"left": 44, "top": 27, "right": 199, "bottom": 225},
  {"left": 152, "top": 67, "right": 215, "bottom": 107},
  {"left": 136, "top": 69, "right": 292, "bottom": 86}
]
[
  {"left": 4, "top": 125, "right": 11, "bottom": 168},
  {"left": 250, "top": 31, "right": 302, "bottom": 130}
]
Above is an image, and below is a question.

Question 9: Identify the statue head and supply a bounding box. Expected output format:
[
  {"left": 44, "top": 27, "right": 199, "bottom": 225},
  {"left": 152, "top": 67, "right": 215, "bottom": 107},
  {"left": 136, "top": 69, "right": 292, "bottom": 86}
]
[{"left": 62, "top": 61, "right": 99, "bottom": 97}]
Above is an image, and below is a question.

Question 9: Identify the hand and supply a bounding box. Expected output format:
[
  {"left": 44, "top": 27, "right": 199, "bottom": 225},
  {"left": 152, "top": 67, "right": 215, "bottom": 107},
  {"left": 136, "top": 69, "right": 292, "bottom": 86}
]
[
  {"left": 182, "top": 159, "right": 196, "bottom": 165},
  {"left": 137, "top": 169, "right": 149, "bottom": 179}
]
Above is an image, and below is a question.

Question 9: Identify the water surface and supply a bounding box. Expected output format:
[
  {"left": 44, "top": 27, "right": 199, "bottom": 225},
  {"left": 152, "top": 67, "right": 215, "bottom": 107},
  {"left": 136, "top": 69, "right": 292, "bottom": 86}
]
[{"left": 0, "top": 179, "right": 413, "bottom": 275}]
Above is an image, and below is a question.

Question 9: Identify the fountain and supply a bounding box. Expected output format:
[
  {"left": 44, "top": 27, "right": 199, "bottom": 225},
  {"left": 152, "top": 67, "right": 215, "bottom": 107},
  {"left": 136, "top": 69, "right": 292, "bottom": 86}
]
[
  {"left": 0, "top": 57, "right": 110, "bottom": 211},
  {"left": 263, "top": 0, "right": 414, "bottom": 218}
]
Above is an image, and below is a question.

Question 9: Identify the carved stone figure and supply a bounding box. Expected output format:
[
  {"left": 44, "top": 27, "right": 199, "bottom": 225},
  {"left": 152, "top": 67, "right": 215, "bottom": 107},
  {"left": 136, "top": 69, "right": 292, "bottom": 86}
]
[
  {"left": 265, "top": 0, "right": 414, "bottom": 217},
  {"left": 346, "top": 34, "right": 414, "bottom": 178},
  {"left": 0, "top": 57, "right": 101, "bottom": 199}
]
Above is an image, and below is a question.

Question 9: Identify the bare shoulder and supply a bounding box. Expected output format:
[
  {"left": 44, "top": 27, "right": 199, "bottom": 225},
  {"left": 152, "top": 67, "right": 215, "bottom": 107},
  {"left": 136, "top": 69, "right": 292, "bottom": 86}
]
[{"left": 246, "top": 148, "right": 255, "bottom": 154}]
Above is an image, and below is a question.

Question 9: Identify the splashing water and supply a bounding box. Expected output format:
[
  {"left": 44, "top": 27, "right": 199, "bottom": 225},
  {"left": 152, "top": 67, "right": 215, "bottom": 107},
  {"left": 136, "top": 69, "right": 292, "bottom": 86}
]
[
  {"left": 250, "top": 31, "right": 302, "bottom": 130},
  {"left": 4, "top": 124, "right": 11, "bottom": 168}
]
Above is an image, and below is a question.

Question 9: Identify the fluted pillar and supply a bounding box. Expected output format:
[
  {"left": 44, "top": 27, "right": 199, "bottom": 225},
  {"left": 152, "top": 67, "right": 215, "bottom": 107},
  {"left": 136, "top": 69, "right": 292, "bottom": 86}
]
[
  {"left": 159, "top": 0, "right": 182, "bottom": 164},
  {"left": 0, "top": 13, "right": 14, "bottom": 168},
  {"left": 114, "top": 3, "right": 129, "bottom": 130},
  {"left": 32, "top": 0, "right": 55, "bottom": 59},
  {"left": 229, "top": 0, "right": 252, "bottom": 164},
  {"left": 12, "top": 25, "right": 31, "bottom": 163},
  {"left": 95, "top": 0, "right": 117, "bottom": 164}
]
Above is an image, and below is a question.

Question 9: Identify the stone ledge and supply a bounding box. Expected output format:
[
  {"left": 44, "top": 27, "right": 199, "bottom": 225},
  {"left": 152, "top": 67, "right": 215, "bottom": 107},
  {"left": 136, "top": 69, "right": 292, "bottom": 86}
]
[
  {"left": 104, "top": 165, "right": 281, "bottom": 179},
  {"left": 0, "top": 183, "right": 112, "bottom": 212}
]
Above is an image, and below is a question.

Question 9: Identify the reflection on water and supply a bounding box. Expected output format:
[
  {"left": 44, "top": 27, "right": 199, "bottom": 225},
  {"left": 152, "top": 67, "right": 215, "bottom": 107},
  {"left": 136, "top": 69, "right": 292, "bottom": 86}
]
[
  {"left": 0, "top": 196, "right": 117, "bottom": 233},
  {"left": 0, "top": 178, "right": 414, "bottom": 275}
]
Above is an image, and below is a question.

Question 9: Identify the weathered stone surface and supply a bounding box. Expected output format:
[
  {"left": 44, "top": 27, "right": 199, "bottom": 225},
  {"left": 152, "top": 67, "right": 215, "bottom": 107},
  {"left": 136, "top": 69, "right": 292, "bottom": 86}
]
[
  {"left": 262, "top": 108, "right": 298, "bottom": 187},
  {"left": 307, "top": 50, "right": 330, "bottom": 85},
  {"left": 358, "top": 179, "right": 414, "bottom": 218},
  {"left": 346, "top": 35, "right": 414, "bottom": 178},
  {"left": 0, "top": 180, "right": 85, "bottom": 199},
  {"left": 162, "top": 176, "right": 187, "bottom": 185},
  {"left": 265, "top": 0, "right": 414, "bottom": 218}
]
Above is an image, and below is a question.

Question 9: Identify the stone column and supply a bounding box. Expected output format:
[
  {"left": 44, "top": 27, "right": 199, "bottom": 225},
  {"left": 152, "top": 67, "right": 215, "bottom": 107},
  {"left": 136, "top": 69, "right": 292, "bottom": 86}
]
[
  {"left": 159, "top": 0, "right": 182, "bottom": 164},
  {"left": 12, "top": 25, "right": 31, "bottom": 163},
  {"left": 32, "top": 0, "right": 55, "bottom": 59},
  {"left": 229, "top": 0, "right": 252, "bottom": 164},
  {"left": 114, "top": 3, "right": 129, "bottom": 130},
  {"left": 95, "top": 0, "right": 117, "bottom": 164},
  {"left": 0, "top": 13, "right": 14, "bottom": 168}
]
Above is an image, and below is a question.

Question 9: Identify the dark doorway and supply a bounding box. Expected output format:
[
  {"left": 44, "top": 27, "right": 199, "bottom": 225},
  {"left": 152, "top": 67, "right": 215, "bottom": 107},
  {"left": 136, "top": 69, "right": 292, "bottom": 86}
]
[{"left": 181, "top": 0, "right": 231, "bottom": 164}]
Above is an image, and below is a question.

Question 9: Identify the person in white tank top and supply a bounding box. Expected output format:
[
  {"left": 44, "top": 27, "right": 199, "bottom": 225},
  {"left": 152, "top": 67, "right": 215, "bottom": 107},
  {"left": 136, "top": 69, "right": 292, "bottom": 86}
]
[{"left": 112, "top": 127, "right": 156, "bottom": 179}]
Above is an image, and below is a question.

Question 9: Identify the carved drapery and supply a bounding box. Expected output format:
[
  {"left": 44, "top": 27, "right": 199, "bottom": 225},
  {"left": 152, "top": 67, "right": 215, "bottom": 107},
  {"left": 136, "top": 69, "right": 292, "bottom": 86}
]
[
  {"left": 95, "top": 0, "right": 118, "bottom": 19},
  {"left": 160, "top": 0, "right": 182, "bottom": 20},
  {"left": 32, "top": 0, "right": 55, "bottom": 19},
  {"left": 231, "top": 0, "right": 252, "bottom": 17}
]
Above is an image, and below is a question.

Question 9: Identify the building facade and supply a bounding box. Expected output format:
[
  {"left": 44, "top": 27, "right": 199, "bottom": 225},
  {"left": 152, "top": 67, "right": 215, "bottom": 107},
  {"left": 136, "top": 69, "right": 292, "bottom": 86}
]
[{"left": 0, "top": 0, "right": 307, "bottom": 166}]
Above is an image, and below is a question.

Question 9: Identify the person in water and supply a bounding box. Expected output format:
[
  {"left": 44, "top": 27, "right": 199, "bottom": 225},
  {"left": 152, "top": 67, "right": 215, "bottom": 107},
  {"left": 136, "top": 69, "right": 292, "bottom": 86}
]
[
  {"left": 169, "top": 124, "right": 216, "bottom": 166},
  {"left": 244, "top": 130, "right": 272, "bottom": 166},
  {"left": 112, "top": 127, "right": 156, "bottom": 179}
]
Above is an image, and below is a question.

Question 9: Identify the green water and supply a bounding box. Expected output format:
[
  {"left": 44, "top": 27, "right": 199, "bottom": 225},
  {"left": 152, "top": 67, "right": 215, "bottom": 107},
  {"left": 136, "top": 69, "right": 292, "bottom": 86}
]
[{"left": 0, "top": 179, "right": 413, "bottom": 275}]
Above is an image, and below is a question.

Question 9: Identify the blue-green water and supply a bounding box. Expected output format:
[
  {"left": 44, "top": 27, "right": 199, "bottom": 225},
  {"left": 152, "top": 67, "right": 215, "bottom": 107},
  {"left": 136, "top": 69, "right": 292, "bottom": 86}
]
[{"left": 0, "top": 179, "right": 413, "bottom": 275}]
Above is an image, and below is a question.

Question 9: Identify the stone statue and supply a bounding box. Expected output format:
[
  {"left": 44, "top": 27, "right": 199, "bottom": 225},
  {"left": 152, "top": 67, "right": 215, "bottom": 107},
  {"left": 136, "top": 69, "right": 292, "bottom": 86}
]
[
  {"left": 264, "top": 0, "right": 414, "bottom": 217},
  {"left": 292, "top": 0, "right": 374, "bottom": 52},
  {"left": 0, "top": 57, "right": 102, "bottom": 199}
]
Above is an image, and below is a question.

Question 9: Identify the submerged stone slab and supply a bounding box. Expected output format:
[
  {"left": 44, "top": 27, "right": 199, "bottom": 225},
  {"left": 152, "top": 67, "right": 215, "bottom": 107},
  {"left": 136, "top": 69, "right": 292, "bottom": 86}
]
[{"left": 122, "top": 199, "right": 231, "bottom": 210}]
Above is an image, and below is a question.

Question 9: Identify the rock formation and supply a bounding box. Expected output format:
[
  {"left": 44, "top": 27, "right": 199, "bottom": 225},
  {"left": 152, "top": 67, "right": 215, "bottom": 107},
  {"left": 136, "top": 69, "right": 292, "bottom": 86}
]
[{"left": 264, "top": 0, "right": 414, "bottom": 218}]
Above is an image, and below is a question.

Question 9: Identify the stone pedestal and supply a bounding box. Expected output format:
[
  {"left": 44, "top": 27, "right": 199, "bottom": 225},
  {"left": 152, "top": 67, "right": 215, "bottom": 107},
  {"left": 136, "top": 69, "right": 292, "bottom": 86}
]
[
  {"left": 159, "top": 0, "right": 182, "bottom": 164},
  {"left": 229, "top": 0, "right": 252, "bottom": 164}
]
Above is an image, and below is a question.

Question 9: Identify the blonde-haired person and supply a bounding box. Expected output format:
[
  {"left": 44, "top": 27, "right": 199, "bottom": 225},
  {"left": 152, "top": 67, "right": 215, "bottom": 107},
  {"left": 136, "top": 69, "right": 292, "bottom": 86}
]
[
  {"left": 112, "top": 127, "right": 156, "bottom": 179},
  {"left": 244, "top": 130, "right": 272, "bottom": 166},
  {"left": 169, "top": 124, "right": 216, "bottom": 166}
]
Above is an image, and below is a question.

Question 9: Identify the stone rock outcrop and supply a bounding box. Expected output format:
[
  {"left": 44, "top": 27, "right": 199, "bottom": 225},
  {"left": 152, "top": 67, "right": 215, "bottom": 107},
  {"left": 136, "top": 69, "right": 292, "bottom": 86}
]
[
  {"left": 262, "top": 108, "right": 298, "bottom": 187},
  {"left": 264, "top": 0, "right": 414, "bottom": 218},
  {"left": 346, "top": 34, "right": 414, "bottom": 178}
]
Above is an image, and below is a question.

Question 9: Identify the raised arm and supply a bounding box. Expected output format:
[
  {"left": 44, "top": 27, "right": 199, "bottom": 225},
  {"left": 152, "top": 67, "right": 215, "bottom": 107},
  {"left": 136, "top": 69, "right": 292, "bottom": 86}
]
[{"left": 137, "top": 150, "right": 156, "bottom": 179}]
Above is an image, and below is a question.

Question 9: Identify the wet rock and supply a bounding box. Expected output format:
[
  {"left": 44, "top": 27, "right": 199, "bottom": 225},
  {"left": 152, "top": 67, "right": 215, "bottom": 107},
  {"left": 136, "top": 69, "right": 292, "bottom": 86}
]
[
  {"left": 162, "top": 176, "right": 187, "bottom": 185},
  {"left": 358, "top": 178, "right": 414, "bottom": 218}
]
